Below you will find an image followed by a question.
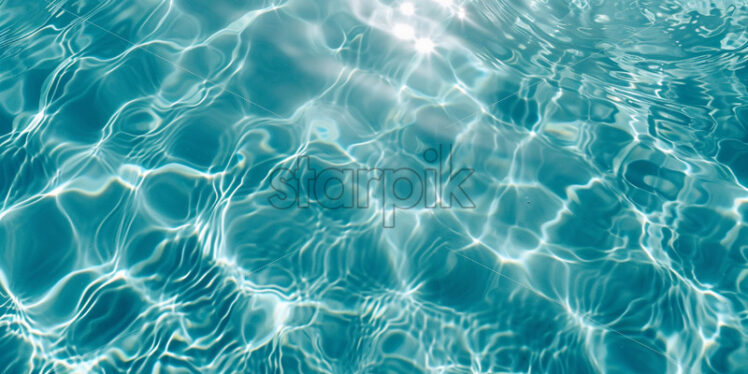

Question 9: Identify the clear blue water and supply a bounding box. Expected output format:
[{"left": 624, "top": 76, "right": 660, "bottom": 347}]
[{"left": 1, "top": 0, "right": 748, "bottom": 372}]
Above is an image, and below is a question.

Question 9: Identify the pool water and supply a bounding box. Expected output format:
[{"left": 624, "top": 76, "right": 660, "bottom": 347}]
[{"left": 1, "top": 0, "right": 748, "bottom": 372}]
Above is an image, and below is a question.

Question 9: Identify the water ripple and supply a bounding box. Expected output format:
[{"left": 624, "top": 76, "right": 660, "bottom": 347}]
[{"left": 1, "top": 0, "right": 747, "bottom": 372}]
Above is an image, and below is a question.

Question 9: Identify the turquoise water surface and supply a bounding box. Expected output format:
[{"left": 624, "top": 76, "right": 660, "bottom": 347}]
[{"left": 1, "top": 0, "right": 748, "bottom": 372}]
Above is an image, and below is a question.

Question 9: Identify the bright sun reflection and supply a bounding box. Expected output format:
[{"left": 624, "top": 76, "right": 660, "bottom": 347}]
[
  {"left": 390, "top": 1, "right": 450, "bottom": 54},
  {"left": 399, "top": 2, "right": 415, "bottom": 16},
  {"left": 415, "top": 38, "right": 435, "bottom": 54},
  {"left": 393, "top": 23, "right": 415, "bottom": 40}
]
